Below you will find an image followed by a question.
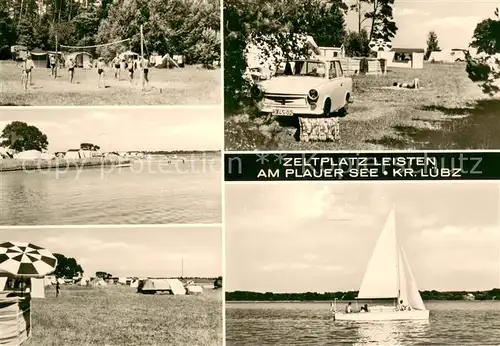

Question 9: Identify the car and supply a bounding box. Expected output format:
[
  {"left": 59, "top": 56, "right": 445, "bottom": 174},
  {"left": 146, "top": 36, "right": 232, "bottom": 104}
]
[{"left": 251, "top": 57, "right": 353, "bottom": 118}]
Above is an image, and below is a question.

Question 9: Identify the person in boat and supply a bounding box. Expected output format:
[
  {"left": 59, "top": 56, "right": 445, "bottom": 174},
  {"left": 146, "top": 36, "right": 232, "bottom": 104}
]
[
  {"left": 345, "top": 302, "right": 352, "bottom": 313},
  {"left": 399, "top": 300, "right": 412, "bottom": 311}
]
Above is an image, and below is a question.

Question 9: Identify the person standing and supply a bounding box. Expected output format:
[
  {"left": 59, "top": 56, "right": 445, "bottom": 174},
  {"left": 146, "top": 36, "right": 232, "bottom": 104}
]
[
  {"left": 68, "top": 58, "right": 76, "bottom": 83},
  {"left": 49, "top": 54, "right": 57, "bottom": 78},
  {"left": 127, "top": 57, "right": 135, "bottom": 85},
  {"left": 113, "top": 55, "right": 121, "bottom": 80},
  {"left": 345, "top": 302, "right": 352, "bottom": 313},
  {"left": 21, "top": 54, "right": 35, "bottom": 91},
  {"left": 97, "top": 57, "right": 106, "bottom": 88},
  {"left": 55, "top": 280, "right": 60, "bottom": 297}
]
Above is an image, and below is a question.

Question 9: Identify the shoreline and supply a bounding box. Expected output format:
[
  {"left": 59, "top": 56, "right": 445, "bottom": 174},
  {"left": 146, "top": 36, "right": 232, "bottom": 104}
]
[
  {"left": 0, "top": 158, "right": 132, "bottom": 172},
  {"left": 226, "top": 299, "right": 500, "bottom": 303}
]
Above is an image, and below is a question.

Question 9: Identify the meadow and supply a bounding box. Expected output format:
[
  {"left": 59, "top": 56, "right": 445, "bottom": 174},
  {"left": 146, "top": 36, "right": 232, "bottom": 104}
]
[
  {"left": 0, "top": 61, "right": 220, "bottom": 106},
  {"left": 225, "top": 62, "right": 499, "bottom": 150},
  {"left": 25, "top": 284, "right": 222, "bottom": 346}
]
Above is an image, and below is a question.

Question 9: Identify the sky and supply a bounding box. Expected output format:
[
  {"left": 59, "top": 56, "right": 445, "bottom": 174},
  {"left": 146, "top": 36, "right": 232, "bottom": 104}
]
[
  {"left": 226, "top": 182, "right": 500, "bottom": 293},
  {"left": 0, "top": 226, "right": 222, "bottom": 278},
  {"left": 345, "top": 0, "right": 499, "bottom": 50},
  {"left": 0, "top": 107, "right": 221, "bottom": 152}
]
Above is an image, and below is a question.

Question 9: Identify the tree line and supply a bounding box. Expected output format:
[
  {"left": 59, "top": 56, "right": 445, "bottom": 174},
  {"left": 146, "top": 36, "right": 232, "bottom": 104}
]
[
  {"left": 224, "top": 0, "right": 398, "bottom": 114},
  {"left": 0, "top": 0, "right": 220, "bottom": 67},
  {"left": 226, "top": 289, "right": 500, "bottom": 301}
]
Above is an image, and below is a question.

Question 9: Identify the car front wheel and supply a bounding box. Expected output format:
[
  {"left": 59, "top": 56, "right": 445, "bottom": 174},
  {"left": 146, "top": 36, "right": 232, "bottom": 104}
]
[{"left": 323, "top": 98, "right": 331, "bottom": 116}]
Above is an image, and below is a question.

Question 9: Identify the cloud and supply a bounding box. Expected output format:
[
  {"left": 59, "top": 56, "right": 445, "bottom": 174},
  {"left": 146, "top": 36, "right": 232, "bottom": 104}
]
[
  {"left": 394, "top": 8, "right": 430, "bottom": 17},
  {"left": 420, "top": 225, "right": 499, "bottom": 240},
  {"left": 426, "top": 16, "right": 483, "bottom": 29}
]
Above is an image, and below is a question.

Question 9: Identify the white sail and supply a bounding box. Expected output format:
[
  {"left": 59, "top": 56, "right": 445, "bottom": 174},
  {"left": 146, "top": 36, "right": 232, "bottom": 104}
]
[
  {"left": 397, "top": 243, "right": 409, "bottom": 306},
  {"left": 399, "top": 246, "right": 426, "bottom": 310},
  {"left": 358, "top": 211, "right": 399, "bottom": 299}
]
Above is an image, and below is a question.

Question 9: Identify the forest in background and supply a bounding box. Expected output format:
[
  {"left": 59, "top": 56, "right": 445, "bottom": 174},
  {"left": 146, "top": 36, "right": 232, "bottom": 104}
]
[
  {"left": 226, "top": 289, "right": 500, "bottom": 301},
  {"left": 0, "top": 0, "right": 220, "bottom": 66}
]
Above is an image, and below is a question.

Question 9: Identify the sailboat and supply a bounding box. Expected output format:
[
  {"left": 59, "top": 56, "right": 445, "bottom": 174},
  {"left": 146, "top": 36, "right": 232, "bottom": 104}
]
[{"left": 334, "top": 210, "right": 429, "bottom": 321}]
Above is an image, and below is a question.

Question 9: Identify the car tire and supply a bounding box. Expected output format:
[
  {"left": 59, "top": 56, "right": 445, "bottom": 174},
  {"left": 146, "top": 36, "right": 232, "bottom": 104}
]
[
  {"left": 339, "top": 95, "right": 350, "bottom": 117},
  {"left": 323, "top": 98, "right": 331, "bottom": 116}
]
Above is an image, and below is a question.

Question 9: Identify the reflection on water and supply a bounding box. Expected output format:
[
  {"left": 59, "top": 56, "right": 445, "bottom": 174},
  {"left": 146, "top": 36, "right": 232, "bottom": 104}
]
[
  {"left": 353, "top": 320, "right": 429, "bottom": 346},
  {"left": 0, "top": 157, "right": 221, "bottom": 224},
  {"left": 226, "top": 301, "right": 500, "bottom": 345}
]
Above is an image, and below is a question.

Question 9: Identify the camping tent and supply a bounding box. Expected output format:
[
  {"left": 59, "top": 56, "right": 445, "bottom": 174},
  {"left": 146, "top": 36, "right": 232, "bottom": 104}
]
[
  {"left": 186, "top": 285, "right": 203, "bottom": 295},
  {"left": 30, "top": 48, "right": 49, "bottom": 68},
  {"left": 139, "top": 279, "right": 186, "bottom": 295},
  {"left": 10, "top": 45, "right": 27, "bottom": 61},
  {"left": 119, "top": 51, "right": 139, "bottom": 60},
  {"left": 44, "top": 276, "right": 56, "bottom": 286},
  {"left": 65, "top": 52, "right": 92, "bottom": 68},
  {"left": 40, "top": 152, "right": 55, "bottom": 160},
  {"left": 14, "top": 150, "right": 42, "bottom": 160},
  {"left": 90, "top": 278, "right": 107, "bottom": 287}
]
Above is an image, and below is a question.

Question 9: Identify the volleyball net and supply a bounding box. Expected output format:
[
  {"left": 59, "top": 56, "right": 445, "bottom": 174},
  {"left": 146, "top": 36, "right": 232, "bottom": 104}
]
[{"left": 57, "top": 38, "right": 138, "bottom": 67}]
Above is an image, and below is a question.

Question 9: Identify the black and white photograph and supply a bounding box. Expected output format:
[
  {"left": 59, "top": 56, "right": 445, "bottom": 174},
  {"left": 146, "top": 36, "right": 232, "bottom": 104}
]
[
  {"left": 224, "top": 0, "right": 500, "bottom": 151},
  {"left": 0, "top": 0, "right": 220, "bottom": 106},
  {"left": 0, "top": 107, "right": 221, "bottom": 225},
  {"left": 0, "top": 226, "right": 222, "bottom": 345},
  {"left": 225, "top": 182, "right": 500, "bottom": 345}
]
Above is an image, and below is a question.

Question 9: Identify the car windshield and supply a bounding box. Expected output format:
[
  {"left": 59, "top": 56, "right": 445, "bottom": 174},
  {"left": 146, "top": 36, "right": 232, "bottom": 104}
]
[{"left": 275, "top": 61, "right": 326, "bottom": 77}]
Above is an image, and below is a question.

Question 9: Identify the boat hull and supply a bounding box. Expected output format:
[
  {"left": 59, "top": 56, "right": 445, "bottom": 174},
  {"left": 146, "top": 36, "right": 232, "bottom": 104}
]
[{"left": 334, "top": 309, "right": 429, "bottom": 321}]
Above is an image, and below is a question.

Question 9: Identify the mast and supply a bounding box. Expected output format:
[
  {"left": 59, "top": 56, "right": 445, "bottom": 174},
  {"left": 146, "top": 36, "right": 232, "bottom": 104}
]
[{"left": 181, "top": 256, "right": 184, "bottom": 278}]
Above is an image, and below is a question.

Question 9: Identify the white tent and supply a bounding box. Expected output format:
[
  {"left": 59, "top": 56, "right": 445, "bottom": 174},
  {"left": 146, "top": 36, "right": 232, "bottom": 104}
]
[
  {"left": 186, "top": 285, "right": 203, "bottom": 295},
  {"left": 429, "top": 49, "right": 467, "bottom": 63},
  {"left": 90, "top": 278, "right": 107, "bottom": 287},
  {"left": 78, "top": 277, "right": 90, "bottom": 286},
  {"left": 40, "top": 152, "right": 55, "bottom": 160},
  {"left": 119, "top": 51, "right": 139, "bottom": 60},
  {"left": 44, "top": 276, "right": 56, "bottom": 286},
  {"left": 14, "top": 150, "right": 42, "bottom": 160},
  {"left": 140, "top": 278, "right": 186, "bottom": 295}
]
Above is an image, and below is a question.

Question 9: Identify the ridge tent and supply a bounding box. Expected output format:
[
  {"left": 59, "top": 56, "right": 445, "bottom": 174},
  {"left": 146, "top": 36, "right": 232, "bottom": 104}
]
[
  {"left": 30, "top": 48, "right": 49, "bottom": 68},
  {"left": 186, "top": 285, "right": 203, "bottom": 295},
  {"left": 90, "top": 278, "right": 107, "bottom": 287},
  {"left": 138, "top": 278, "right": 186, "bottom": 295},
  {"left": 14, "top": 150, "right": 42, "bottom": 160},
  {"left": 65, "top": 52, "right": 92, "bottom": 68}
]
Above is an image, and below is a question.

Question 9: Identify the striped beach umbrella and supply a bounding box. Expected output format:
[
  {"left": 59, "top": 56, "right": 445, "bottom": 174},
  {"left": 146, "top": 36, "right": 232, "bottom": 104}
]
[
  {"left": 369, "top": 39, "right": 393, "bottom": 52},
  {"left": 0, "top": 242, "right": 57, "bottom": 277}
]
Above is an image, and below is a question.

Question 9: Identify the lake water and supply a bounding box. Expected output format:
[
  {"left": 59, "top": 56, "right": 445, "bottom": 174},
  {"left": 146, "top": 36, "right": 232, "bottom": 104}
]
[
  {"left": 226, "top": 301, "right": 500, "bottom": 345},
  {"left": 0, "top": 155, "right": 221, "bottom": 225}
]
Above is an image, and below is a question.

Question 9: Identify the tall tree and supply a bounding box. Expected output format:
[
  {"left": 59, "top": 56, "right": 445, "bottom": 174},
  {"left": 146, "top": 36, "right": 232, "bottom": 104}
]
[
  {"left": 466, "top": 8, "right": 500, "bottom": 95},
  {"left": 345, "top": 29, "right": 370, "bottom": 57},
  {"left": 425, "top": 30, "right": 440, "bottom": 60},
  {"left": 54, "top": 253, "right": 84, "bottom": 279},
  {"left": 350, "top": 0, "right": 369, "bottom": 33},
  {"left": 364, "top": 0, "right": 397, "bottom": 42},
  {"left": 0, "top": 121, "right": 49, "bottom": 152}
]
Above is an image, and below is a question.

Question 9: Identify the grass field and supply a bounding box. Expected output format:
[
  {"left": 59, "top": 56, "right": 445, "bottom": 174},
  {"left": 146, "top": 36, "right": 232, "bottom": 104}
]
[
  {"left": 25, "top": 285, "right": 222, "bottom": 346},
  {"left": 225, "top": 62, "right": 500, "bottom": 150},
  {"left": 0, "top": 61, "right": 220, "bottom": 106}
]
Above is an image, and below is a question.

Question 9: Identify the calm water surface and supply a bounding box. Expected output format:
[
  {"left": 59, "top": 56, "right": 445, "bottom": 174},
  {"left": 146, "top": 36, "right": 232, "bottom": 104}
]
[
  {"left": 226, "top": 301, "right": 500, "bottom": 345},
  {"left": 0, "top": 156, "right": 221, "bottom": 224}
]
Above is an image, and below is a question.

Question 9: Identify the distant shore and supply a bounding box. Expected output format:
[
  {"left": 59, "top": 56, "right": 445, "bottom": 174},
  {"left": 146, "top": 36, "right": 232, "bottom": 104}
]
[
  {"left": 226, "top": 289, "right": 500, "bottom": 302},
  {"left": 0, "top": 158, "right": 131, "bottom": 172}
]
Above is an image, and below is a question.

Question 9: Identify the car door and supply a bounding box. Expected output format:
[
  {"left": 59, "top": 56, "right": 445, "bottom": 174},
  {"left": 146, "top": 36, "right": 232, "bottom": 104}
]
[{"left": 328, "top": 61, "right": 344, "bottom": 110}]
